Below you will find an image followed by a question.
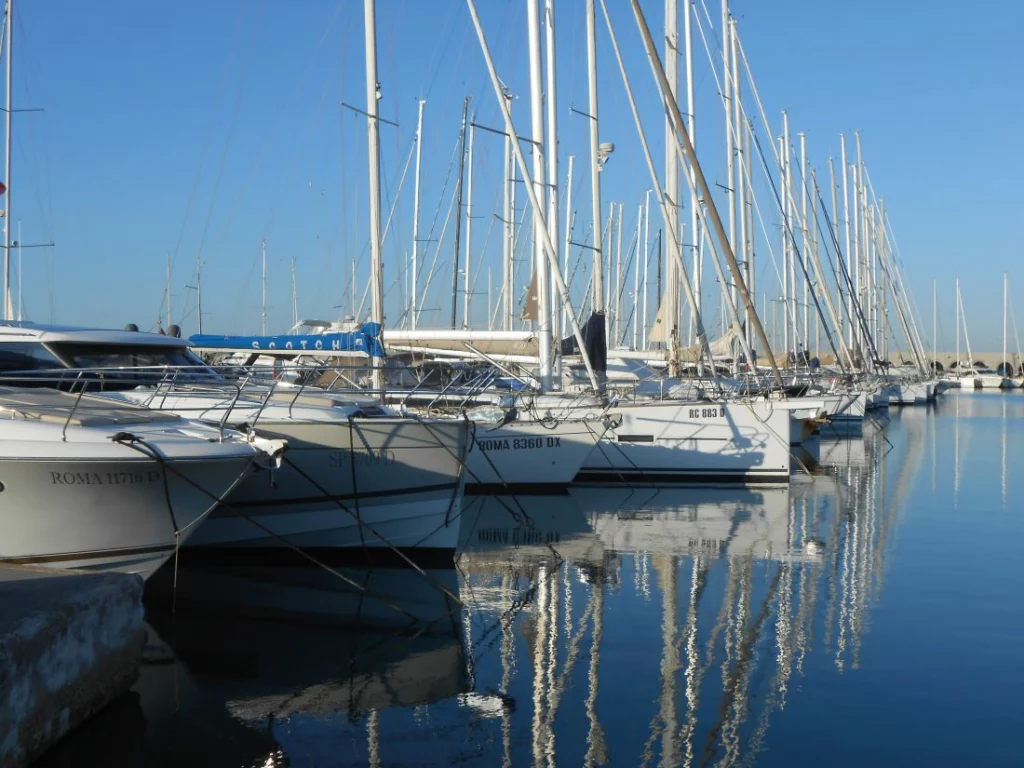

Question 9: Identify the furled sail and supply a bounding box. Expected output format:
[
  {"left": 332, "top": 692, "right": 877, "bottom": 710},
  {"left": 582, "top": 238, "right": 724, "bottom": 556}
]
[{"left": 674, "top": 326, "right": 748, "bottom": 363}]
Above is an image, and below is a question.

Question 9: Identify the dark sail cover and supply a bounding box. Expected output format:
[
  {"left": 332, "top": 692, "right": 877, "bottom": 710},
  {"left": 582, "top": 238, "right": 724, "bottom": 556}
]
[{"left": 559, "top": 312, "right": 607, "bottom": 373}]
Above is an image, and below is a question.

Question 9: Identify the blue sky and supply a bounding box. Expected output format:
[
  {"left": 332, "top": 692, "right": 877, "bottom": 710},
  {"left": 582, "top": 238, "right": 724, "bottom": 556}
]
[{"left": 9, "top": 0, "right": 1023, "bottom": 352}]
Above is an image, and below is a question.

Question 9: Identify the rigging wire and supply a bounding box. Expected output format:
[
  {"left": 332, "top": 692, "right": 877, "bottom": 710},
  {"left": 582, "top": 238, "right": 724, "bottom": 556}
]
[
  {"left": 176, "top": 15, "right": 267, "bottom": 330},
  {"left": 178, "top": 2, "right": 347, "bottom": 330}
]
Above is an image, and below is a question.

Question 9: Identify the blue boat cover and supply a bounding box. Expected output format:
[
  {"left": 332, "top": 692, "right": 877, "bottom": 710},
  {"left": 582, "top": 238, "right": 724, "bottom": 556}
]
[{"left": 189, "top": 323, "right": 385, "bottom": 357}]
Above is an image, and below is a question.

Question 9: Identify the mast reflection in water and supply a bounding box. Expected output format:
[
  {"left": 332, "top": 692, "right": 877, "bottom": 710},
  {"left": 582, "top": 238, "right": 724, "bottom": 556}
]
[
  {"left": 38, "top": 392, "right": 1024, "bottom": 766},
  {"left": 450, "top": 420, "right": 907, "bottom": 767}
]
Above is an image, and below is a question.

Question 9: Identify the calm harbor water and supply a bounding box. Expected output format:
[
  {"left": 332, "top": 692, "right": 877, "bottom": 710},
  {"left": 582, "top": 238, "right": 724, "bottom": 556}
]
[{"left": 40, "top": 391, "right": 1024, "bottom": 767}]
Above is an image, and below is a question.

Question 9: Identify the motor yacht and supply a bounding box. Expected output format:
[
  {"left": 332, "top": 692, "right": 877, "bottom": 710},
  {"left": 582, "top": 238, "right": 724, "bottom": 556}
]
[{"left": 0, "top": 386, "right": 271, "bottom": 578}]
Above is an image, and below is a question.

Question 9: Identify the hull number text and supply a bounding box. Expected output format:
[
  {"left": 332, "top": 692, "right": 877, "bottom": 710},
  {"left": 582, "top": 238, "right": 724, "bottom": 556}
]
[
  {"left": 478, "top": 436, "right": 562, "bottom": 451},
  {"left": 689, "top": 407, "right": 722, "bottom": 419},
  {"left": 328, "top": 449, "right": 397, "bottom": 468},
  {"left": 51, "top": 470, "right": 161, "bottom": 486}
]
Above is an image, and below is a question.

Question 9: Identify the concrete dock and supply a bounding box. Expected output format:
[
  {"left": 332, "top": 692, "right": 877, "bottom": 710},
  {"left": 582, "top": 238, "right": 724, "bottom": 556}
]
[{"left": 0, "top": 564, "right": 144, "bottom": 767}]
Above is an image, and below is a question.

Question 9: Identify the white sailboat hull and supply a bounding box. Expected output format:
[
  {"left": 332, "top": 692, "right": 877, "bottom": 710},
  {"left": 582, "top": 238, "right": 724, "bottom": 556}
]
[
  {"left": 578, "top": 399, "right": 792, "bottom": 484},
  {"left": 768, "top": 397, "right": 830, "bottom": 447},
  {"left": 887, "top": 381, "right": 931, "bottom": 404},
  {"left": 106, "top": 392, "right": 469, "bottom": 554},
  {"left": 977, "top": 374, "right": 1009, "bottom": 389},
  {"left": 866, "top": 389, "right": 891, "bottom": 410},
  {"left": 463, "top": 418, "right": 605, "bottom": 492},
  {"left": 820, "top": 391, "right": 866, "bottom": 436}
]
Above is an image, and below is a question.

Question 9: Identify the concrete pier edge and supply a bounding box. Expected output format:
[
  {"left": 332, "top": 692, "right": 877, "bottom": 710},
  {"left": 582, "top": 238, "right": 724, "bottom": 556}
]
[{"left": 0, "top": 564, "right": 144, "bottom": 767}]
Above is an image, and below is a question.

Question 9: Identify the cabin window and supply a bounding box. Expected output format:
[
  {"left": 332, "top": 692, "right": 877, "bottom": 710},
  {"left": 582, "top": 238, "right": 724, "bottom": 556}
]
[
  {"left": 46, "top": 343, "right": 223, "bottom": 388},
  {"left": 48, "top": 343, "right": 207, "bottom": 371},
  {"left": 0, "top": 342, "right": 64, "bottom": 372}
]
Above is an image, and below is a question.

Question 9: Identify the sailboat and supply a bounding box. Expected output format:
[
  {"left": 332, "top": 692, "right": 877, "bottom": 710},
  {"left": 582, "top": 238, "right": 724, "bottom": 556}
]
[
  {"left": 955, "top": 275, "right": 1006, "bottom": 389},
  {"left": 953, "top": 278, "right": 982, "bottom": 390},
  {"left": 468, "top": 1, "right": 804, "bottom": 486},
  {"left": 999, "top": 273, "right": 1021, "bottom": 388}
]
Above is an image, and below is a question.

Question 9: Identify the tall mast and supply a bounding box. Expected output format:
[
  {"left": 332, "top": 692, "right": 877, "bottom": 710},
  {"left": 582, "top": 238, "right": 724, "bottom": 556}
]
[
  {"left": 562, "top": 155, "right": 574, "bottom": 342},
  {"left": 586, "top": 0, "right": 604, "bottom": 317},
  {"left": 683, "top": 0, "right": 699, "bottom": 347},
  {"left": 610, "top": 201, "right": 618, "bottom": 342},
  {"left": 463, "top": 120, "right": 475, "bottom": 328},
  {"left": 604, "top": 205, "right": 614, "bottom": 309},
  {"left": 955, "top": 278, "right": 960, "bottom": 373},
  {"left": 999, "top": 274, "right": 1007, "bottom": 376},
  {"left": 828, "top": 157, "right": 843, "bottom": 342},
  {"left": 781, "top": 113, "right": 791, "bottom": 359},
  {"left": 554, "top": 155, "right": 572, "bottom": 380},
  {"left": 166, "top": 252, "right": 172, "bottom": 329},
  {"left": 869, "top": 203, "right": 876, "bottom": 350},
  {"left": 663, "top": 0, "right": 678, "bottom": 367},
  {"left": 850, "top": 163, "right": 861, "bottom": 354},
  {"left": 410, "top": 98, "right": 425, "bottom": 329},
  {"left": 363, "top": 0, "right": 385, "bottom": 396},
  {"left": 291, "top": 257, "right": 298, "bottom": 328},
  {"left": 865, "top": 200, "right": 873, "bottom": 349},
  {"left": 260, "top": 238, "right": 267, "bottom": 335},
  {"left": 633, "top": 203, "right": 642, "bottom": 349},
  {"left": 502, "top": 92, "right": 514, "bottom": 330},
  {"left": 799, "top": 131, "right": 809, "bottom": 348},
  {"left": 840, "top": 134, "right": 852, "bottom": 353},
  {"left": 527, "top": 0, "right": 552, "bottom": 390},
  {"left": 195, "top": 251, "right": 203, "bottom": 334},
  {"left": 15, "top": 218, "right": 20, "bottom": 320},
  {"left": 731, "top": 18, "right": 749, "bottom": 352},
  {"left": 743, "top": 119, "right": 754, "bottom": 349},
  {"left": 3, "top": 0, "right": 12, "bottom": 320},
  {"left": 451, "top": 97, "right": 469, "bottom": 328},
  {"left": 854, "top": 131, "right": 865, "bottom": 351},
  {"left": 722, "top": 0, "right": 736, "bottom": 316},
  {"left": 487, "top": 267, "right": 492, "bottom": 329},
  {"left": 932, "top": 278, "right": 936, "bottom": 372},
  {"left": 656, "top": 228, "right": 662, "bottom": 305},
  {"left": 643, "top": 189, "right": 651, "bottom": 346},
  {"left": 545, "top": 0, "right": 560, "bottom": 335},
  {"left": 873, "top": 200, "right": 882, "bottom": 352},
  {"left": 810, "top": 169, "right": 821, "bottom": 357}
]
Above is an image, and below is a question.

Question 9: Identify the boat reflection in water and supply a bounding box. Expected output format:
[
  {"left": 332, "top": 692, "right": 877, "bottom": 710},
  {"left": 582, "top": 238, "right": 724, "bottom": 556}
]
[
  {"left": 445, "top": 423, "right": 918, "bottom": 767},
  {"left": 457, "top": 493, "right": 604, "bottom": 570},
  {"left": 38, "top": 560, "right": 467, "bottom": 767},
  {"left": 38, "top": 422, "right": 923, "bottom": 766},
  {"left": 145, "top": 549, "right": 462, "bottom": 632}
]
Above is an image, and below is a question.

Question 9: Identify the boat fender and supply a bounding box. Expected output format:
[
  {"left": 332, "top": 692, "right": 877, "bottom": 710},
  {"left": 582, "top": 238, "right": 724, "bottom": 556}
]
[{"left": 248, "top": 432, "right": 288, "bottom": 471}]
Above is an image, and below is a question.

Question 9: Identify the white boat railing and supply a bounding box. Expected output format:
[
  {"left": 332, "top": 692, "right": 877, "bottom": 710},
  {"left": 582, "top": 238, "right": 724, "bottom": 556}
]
[{"left": 0, "top": 366, "right": 274, "bottom": 441}]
